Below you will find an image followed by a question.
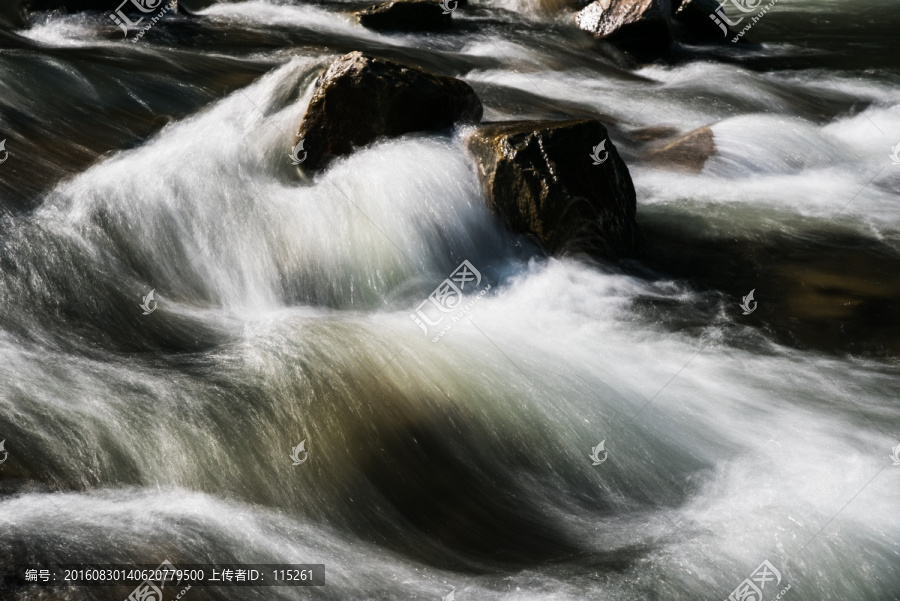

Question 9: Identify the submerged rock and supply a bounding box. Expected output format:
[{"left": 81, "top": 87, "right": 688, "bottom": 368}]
[
  {"left": 295, "top": 52, "right": 482, "bottom": 172},
  {"left": 357, "top": 0, "right": 452, "bottom": 32},
  {"left": 628, "top": 125, "right": 682, "bottom": 143},
  {"left": 467, "top": 119, "right": 642, "bottom": 259},
  {"left": 645, "top": 126, "right": 716, "bottom": 172},
  {"left": 576, "top": 0, "right": 673, "bottom": 52}
]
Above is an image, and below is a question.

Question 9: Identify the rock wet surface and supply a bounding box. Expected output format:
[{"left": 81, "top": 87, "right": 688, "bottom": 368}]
[
  {"left": 468, "top": 119, "right": 642, "bottom": 259},
  {"left": 296, "top": 52, "right": 482, "bottom": 172},
  {"left": 576, "top": 0, "right": 673, "bottom": 51}
]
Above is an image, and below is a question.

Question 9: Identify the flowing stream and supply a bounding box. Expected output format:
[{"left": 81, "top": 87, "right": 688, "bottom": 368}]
[{"left": 1, "top": 1, "right": 899, "bottom": 599}]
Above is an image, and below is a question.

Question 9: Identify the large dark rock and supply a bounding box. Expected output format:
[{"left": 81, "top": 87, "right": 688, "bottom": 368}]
[
  {"left": 576, "top": 0, "right": 673, "bottom": 52},
  {"left": 295, "top": 52, "right": 482, "bottom": 172},
  {"left": 467, "top": 119, "right": 642, "bottom": 259},
  {"left": 357, "top": 0, "right": 452, "bottom": 32},
  {"left": 645, "top": 125, "right": 716, "bottom": 172}
]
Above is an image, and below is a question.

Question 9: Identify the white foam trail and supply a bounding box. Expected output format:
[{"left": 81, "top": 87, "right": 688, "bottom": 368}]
[
  {"left": 201, "top": 0, "right": 360, "bottom": 36},
  {"left": 19, "top": 12, "right": 106, "bottom": 47},
  {"left": 379, "top": 257, "right": 900, "bottom": 596},
  {"left": 635, "top": 109, "right": 900, "bottom": 236},
  {"left": 36, "top": 58, "right": 508, "bottom": 316}
]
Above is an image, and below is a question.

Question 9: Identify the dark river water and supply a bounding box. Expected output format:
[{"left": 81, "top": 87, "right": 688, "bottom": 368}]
[{"left": 1, "top": 1, "right": 899, "bottom": 600}]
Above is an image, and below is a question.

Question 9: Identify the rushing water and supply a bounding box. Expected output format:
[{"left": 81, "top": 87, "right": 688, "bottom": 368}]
[{"left": 1, "top": 1, "right": 899, "bottom": 600}]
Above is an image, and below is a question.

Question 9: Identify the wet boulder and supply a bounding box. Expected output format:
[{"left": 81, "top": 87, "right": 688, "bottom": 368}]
[
  {"left": 467, "top": 119, "right": 642, "bottom": 259},
  {"left": 576, "top": 0, "right": 673, "bottom": 52},
  {"left": 645, "top": 125, "right": 716, "bottom": 172},
  {"left": 357, "top": 0, "right": 453, "bottom": 32},
  {"left": 295, "top": 52, "right": 482, "bottom": 172}
]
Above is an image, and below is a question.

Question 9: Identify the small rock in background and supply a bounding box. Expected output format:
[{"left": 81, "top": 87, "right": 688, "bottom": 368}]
[
  {"left": 645, "top": 126, "right": 716, "bottom": 172},
  {"left": 576, "top": 0, "right": 673, "bottom": 54},
  {"left": 576, "top": 0, "right": 743, "bottom": 53}
]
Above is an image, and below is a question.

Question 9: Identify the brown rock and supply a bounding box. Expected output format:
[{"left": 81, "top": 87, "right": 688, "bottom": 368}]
[
  {"left": 645, "top": 126, "right": 716, "bottom": 172},
  {"left": 628, "top": 125, "right": 681, "bottom": 143},
  {"left": 357, "top": 0, "right": 452, "bottom": 32},
  {"left": 467, "top": 119, "right": 642, "bottom": 259},
  {"left": 295, "top": 52, "right": 483, "bottom": 172},
  {"left": 576, "top": 0, "right": 673, "bottom": 52}
]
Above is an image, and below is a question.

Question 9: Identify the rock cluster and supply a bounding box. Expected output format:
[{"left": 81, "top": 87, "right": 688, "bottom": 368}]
[{"left": 295, "top": 53, "right": 642, "bottom": 260}]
